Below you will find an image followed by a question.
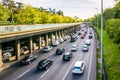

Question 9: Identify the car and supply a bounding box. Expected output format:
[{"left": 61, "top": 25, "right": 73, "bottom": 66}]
[
  {"left": 20, "top": 55, "right": 37, "bottom": 65},
  {"left": 63, "top": 52, "right": 73, "bottom": 61},
  {"left": 71, "top": 45, "right": 78, "bottom": 51},
  {"left": 52, "top": 40, "right": 60, "bottom": 46},
  {"left": 82, "top": 45, "right": 89, "bottom": 52},
  {"left": 72, "top": 61, "right": 85, "bottom": 74},
  {"left": 81, "top": 35, "right": 85, "bottom": 39},
  {"left": 89, "top": 35, "right": 92, "bottom": 39},
  {"left": 85, "top": 39, "right": 91, "bottom": 45},
  {"left": 43, "top": 46, "right": 53, "bottom": 52},
  {"left": 58, "top": 38, "right": 64, "bottom": 43},
  {"left": 37, "top": 59, "right": 53, "bottom": 70},
  {"left": 71, "top": 36, "right": 78, "bottom": 42},
  {"left": 2, "top": 47, "right": 14, "bottom": 54},
  {"left": 63, "top": 36, "right": 68, "bottom": 41},
  {"left": 2, "top": 52, "right": 12, "bottom": 61},
  {"left": 89, "top": 31, "right": 92, "bottom": 34},
  {"left": 85, "top": 31, "right": 87, "bottom": 34},
  {"left": 78, "top": 32, "right": 81, "bottom": 35},
  {"left": 56, "top": 48, "right": 65, "bottom": 55}
]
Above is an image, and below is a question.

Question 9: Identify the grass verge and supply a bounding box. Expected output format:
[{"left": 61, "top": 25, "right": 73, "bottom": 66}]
[{"left": 94, "top": 26, "right": 120, "bottom": 80}]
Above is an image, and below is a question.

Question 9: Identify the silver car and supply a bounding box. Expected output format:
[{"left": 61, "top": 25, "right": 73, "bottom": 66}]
[{"left": 43, "top": 46, "right": 53, "bottom": 52}]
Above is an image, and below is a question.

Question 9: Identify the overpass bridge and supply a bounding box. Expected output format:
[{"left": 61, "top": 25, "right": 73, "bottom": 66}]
[{"left": 0, "top": 23, "right": 83, "bottom": 68}]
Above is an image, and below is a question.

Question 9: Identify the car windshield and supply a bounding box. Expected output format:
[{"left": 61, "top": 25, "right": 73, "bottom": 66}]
[
  {"left": 72, "top": 45, "right": 77, "bottom": 48},
  {"left": 44, "top": 47, "right": 48, "bottom": 49},
  {"left": 83, "top": 45, "right": 87, "bottom": 48},
  {"left": 74, "top": 66, "right": 80, "bottom": 69},
  {"left": 57, "top": 49, "right": 62, "bottom": 51},
  {"left": 39, "top": 59, "right": 46, "bottom": 65}
]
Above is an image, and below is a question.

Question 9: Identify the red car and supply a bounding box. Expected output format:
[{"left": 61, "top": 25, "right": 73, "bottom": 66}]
[{"left": 81, "top": 35, "right": 85, "bottom": 39}]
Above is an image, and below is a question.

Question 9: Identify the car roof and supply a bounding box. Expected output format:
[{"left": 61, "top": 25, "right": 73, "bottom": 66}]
[
  {"left": 74, "top": 61, "right": 85, "bottom": 67},
  {"left": 72, "top": 45, "right": 77, "bottom": 46},
  {"left": 64, "top": 52, "right": 70, "bottom": 55}
]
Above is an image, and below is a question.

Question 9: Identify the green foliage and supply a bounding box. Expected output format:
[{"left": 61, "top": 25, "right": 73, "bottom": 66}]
[
  {"left": 0, "top": 4, "right": 10, "bottom": 21},
  {"left": 105, "top": 19, "right": 120, "bottom": 44},
  {"left": 95, "top": 26, "right": 120, "bottom": 80}
]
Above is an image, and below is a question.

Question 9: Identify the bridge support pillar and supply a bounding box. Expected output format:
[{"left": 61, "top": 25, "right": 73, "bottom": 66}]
[
  {"left": 38, "top": 35, "right": 42, "bottom": 49},
  {"left": 0, "top": 44, "right": 3, "bottom": 67},
  {"left": 51, "top": 33, "right": 54, "bottom": 43},
  {"left": 29, "top": 37, "right": 33, "bottom": 54},
  {"left": 62, "top": 30, "right": 64, "bottom": 37},
  {"left": 59, "top": 31, "right": 61, "bottom": 38},
  {"left": 55, "top": 32, "right": 58, "bottom": 40},
  {"left": 45, "top": 34, "right": 48, "bottom": 46},
  {"left": 16, "top": 39, "right": 20, "bottom": 60}
]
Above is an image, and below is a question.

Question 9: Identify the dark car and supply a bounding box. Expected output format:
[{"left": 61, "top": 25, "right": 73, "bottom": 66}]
[
  {"left": 37, "top": 59, "right": 53, "bottom": 70},
  {"left": 20, "top": 55, "right": 37, "bottom": 65},
  {"left": 56, "top": 48, "right": 65, "bottom": 55},
  {"left": 89, "top": 35, "right": 92, "bottom": 39},
  {"left": 71, "top": 36, "right": 78, "bottom": 42},
  {"left": 78, "top": 32, "right": 81, "bottom": 35},
  {"left": 63, "top": 52, "right": 73, "bottom": 61}
]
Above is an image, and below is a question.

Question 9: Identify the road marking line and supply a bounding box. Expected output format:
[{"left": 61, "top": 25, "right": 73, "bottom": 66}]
[
  {"left": 18, "top": 69, "right": 31, "bottom": 78},
  {"left": 87, "top": 37, "right": 94, "bottom": 80},
  {"left": 62, "top": 53, "right": 79, "bottom": 80},
  {"left": 40, "top": 69, "right": 49, "bottom": 79}
]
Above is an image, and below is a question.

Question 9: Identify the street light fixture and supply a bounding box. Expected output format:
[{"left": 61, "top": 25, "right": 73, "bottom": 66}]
[{"left": 100, "top": 0, "right": 103, "bottom": 80}]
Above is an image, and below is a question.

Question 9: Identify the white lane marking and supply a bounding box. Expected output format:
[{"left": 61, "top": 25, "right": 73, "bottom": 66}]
[
  {"left": 62, "top": 53, "right": 79, "bottom": 80},
  {"left": 18, "top": 69, "right": 31, "bottom": 78},
  {"left": 40, "top": 69, "right": 49, "bottom": 79},
  {"left": 87, "top": 37, "right": 94, "bottom": 80}
]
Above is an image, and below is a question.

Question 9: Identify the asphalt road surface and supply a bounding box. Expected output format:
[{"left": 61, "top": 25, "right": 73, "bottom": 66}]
[{"left": 0, "top": 28, "right": 96, "bottom": 80}]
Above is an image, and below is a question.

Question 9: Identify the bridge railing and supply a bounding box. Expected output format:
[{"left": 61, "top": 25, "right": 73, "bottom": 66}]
[{"left": 0, "top": 23, "right": 80, "bottom": 34}]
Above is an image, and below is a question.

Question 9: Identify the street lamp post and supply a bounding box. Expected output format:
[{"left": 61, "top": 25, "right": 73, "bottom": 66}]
[
  {"left": 100, "top": 0, "right": 103, "bottom": 80},
  {"left": 95, "top": 8, "right": 99, "bottom": 31}
]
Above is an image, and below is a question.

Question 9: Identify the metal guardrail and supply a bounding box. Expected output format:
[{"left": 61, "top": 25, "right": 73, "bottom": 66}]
[{"left": 0, "top": 23, "right": 81, "bottom": 34}]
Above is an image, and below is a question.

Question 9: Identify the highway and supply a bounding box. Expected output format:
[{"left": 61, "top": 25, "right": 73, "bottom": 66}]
[{"left": 0, "top": 28, "right": 96, "bottom": 80}]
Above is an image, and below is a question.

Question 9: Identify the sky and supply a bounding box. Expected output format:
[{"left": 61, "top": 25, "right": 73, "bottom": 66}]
[{"left": 1, "top": 0, "right": 116, "bottom": 19}]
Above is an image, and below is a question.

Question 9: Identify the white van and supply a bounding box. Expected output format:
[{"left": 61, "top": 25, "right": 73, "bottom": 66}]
[
  {"left": 72, "top": 61, "right": 85, "bottom": 74},
  {"left": 86, "top": 39, "right": 91, "bottom": 45}
]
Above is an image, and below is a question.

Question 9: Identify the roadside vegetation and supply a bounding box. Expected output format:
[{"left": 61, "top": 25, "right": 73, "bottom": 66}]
[
  {"left": 0, "top": 0, "right": 82, "bottom": 25},
  {"left": 87, "top": 1, "right": 120, "bottom": 80}
]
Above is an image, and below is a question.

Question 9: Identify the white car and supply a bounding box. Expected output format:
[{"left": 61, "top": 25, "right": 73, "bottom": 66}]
[
  {"left": 82, "top": 45, "right": 89, "bottom": 52},
  {"left": 85, "top": 39, "right": 91, "bottom": 45},
  {"left": 58, "top": 38, "right": 64, "bottom": 43},
  {"left": 52, "top": 40, "right": 60, "bottom": 46},
  {"left": 72, "top": 61, "right": 85, "bottom": 74},
  {"left": 71, "top": 45, "right": 78, "bottom": 51},
  {"left": 43, "top": 46, "right": 53, "bottom": 52}
]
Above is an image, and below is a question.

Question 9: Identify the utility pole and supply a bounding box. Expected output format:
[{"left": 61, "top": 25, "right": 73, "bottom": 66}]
[{"left": 100, "top": 0, "right": 103, "bottom": 80}]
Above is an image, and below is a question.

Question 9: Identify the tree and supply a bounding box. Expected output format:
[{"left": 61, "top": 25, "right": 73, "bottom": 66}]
[{"left": 0, "top": 4, "right": 10, "bottom": 21}]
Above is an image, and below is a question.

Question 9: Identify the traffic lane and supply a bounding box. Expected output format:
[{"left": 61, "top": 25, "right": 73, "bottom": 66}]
[
  {"left": 64, "top": 33, "right": 96, "bottom": 80},
  {"left": 35, "top": 35, "right": 84, "bottom": 80},
  {"left": 0, "top": 38, "right": 71, "bottom": 80},
  {"left": 63, "top": 36, "right": 89, "bottom": 80},
  {"left": 17, "top": 35, "right": 82, "bottom": 80},
  {"left": 87, "top": 30, "right": 96, "bottom": 80}
]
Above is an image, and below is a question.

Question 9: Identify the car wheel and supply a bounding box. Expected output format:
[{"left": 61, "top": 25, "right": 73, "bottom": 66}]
[
  {"left": 28, "top": 61, "right": 31, "bottom": 64},
  {"left": 45, "top": 66, "right": 48, "bottom": 70}
]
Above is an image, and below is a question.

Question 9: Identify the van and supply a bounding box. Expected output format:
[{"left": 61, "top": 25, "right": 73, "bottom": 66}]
[{"left": 72, "top": 61, "right": 85, "bottom": 74}]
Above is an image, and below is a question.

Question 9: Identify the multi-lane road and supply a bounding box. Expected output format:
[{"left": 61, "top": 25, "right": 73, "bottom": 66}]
[{"left": 0, "top": 28, "right": 96, "bottom": 80}]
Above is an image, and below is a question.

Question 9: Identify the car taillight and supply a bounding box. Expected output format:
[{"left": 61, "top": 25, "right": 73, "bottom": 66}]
[{"left": 19, "top": 60, "right": 22, "bottom": 62}]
